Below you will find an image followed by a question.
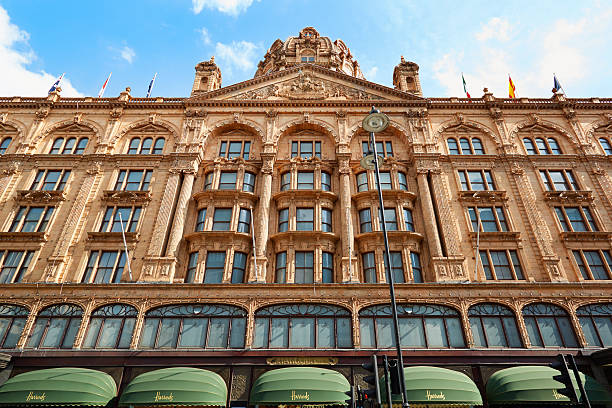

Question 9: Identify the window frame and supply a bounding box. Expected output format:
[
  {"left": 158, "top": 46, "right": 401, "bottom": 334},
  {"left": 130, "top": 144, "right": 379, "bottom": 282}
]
[
  {"left": 539, "top": 169, "right": 579, "bottom": 191},
  {"left": 0, "top": 304, "right": 29, "bottom": 349},
  {"left": 99, "top": 206, "right": 142, "bottom": 233},
  {"left": 212, "top": 208, "right": 232, "bottom": 231},
  {"left": 523, "top": 137, "right": 562, "bottom": 155},
  {"left": 576, "top": 303, "right": 612, "bottom": 348},
  {"left": 555, "top": 206, "right": 598, "bottom": 232},
  {"left": 458, "top": 170, "right": 496, "bottom": 191},
  {"left": 0, "top": 250, "right": 35, "bottom": 284},
  {"left": 522, "top": 303, "right": 578, "bottom": 348},
  {"left": 114, "top": 169, "right": 153, "bottom": 191},
  {"left": 127, "top": 136, "right": 165, "bottom": 155},
  {"left": 26, "top": 304, "right": 83, "bottom": 349},
  {"left": 468, "top": 206, "right": 508, "bottom": 232},
  {"left": 9, "top": 206, "right": 55, "bottom": 233},
  {"left": 572, "top": 250, "right": 612, "bottom": 280},
  {"left": 479, "top": 249, "right": 524, "bottom": 280},
  {"left": 49, "top": 137, "right": 89, "bottom": 155},
  {"left": 82, "top": 304, "right": 137, "bottom": 349},
  {"left": 219, "top": 140, "right": 251, "bottom": 159},
  {"left": 291, "top": 141, "right": 321, "bottom": 159},
  {"left": 31, "top": 169, "right": 71, "bottom": 191},
  {"left": 82, "top": 250, "right": 127, "bottom": 284},
  {"left": 468, "top": 303, "right": 523, "bottom": 348}
]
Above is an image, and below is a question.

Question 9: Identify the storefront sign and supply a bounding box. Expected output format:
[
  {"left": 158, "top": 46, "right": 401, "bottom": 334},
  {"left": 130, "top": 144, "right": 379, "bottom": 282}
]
[
  {"left": 291, "top": 391, "right": 310, "bottom": 401},
  {"left": 426, "top": 390, "right": 446, "bottom": 401},
  {"left": 267, "top": 357, "right": 338, "bottom": 366},
  {"left": 154, "top": 392, "right": 174, "bottom": 402},
  {"left": 26, "top": 392, "right": 46, "bottom": 402},
  {"left": 553, "top": 389, "right": 565, "bottom": 400}
]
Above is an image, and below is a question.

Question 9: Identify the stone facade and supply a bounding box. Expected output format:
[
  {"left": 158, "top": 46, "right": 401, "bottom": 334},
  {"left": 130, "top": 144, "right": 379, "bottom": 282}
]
[{"left": 0, "top": 27, "right": 611, "bottom": 401}]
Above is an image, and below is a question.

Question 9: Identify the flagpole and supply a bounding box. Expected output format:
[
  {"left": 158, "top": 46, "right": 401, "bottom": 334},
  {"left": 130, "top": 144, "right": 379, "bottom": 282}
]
[
  {"left": 146, "top": 73, "right": 157, "bottom": 98},
  {"left": 118, "top": 212, "right": 133, "bottom": 281}
]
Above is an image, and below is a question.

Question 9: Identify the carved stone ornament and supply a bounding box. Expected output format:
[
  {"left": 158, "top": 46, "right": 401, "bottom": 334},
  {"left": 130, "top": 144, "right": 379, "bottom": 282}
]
[
  {"left": 185, "top": 108, "right": 207, "bottom": 118},
  {"left": 86, "top": 161, "right": 103, "bottom": 175},
  {"left": 489, "top": 108, "right": 503, "bottom": 120},
  {"left": 102, "top": 190, "right": 152, "bottom": 204},
  {"left": 338, "top": 159, "right": 351, "bottom": 174},
  {"left": 510, "top": 162, "right": 524, "bottom": 175},
  {"left": 454, "top": 113, "right": 465, "bottom": 123},
  {"left": 0, "top": 113, "right": 7, "bottom": 123},
  {"left": 16, "top": 190, "right": 66, "bottom": 203},
  {"left": 73, "top": 112, "right": 83, "bottom": 123},
  {"left": 2, "top": 160, "right": 22, "bottom": 176},
  {"left": 335, "top": 110, "right": 347, "bottom": 119},
  {"left": 35, "top": 108, "right": 50, "bottom": 120},
  {"left": 529, "top": 113, "right": 541, "bottom": 125},
  {"left": 109, "top": 107, "right": 123, "bottom": 119},
  {"left": 265, "top": 109, "right": 278, "bottom": 118},
  {"left": 563, "top": 107, "right": 576, "bottom": 120}
]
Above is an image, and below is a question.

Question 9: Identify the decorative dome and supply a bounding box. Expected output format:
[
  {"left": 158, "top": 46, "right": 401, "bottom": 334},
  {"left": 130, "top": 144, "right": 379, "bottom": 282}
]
[{"left": 254, "top": 27, "right": 365, "bottom": 79}]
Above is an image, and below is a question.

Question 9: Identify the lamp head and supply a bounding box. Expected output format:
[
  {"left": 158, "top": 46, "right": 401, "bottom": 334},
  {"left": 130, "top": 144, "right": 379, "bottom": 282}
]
[{"left": 362, "top": 111, "right": 389, "bottom": 133}]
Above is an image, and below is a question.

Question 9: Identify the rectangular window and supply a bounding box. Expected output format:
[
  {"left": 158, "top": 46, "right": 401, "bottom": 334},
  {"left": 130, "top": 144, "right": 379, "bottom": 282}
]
[
  {"left": 296, "top": 208, "right": 314, "bottom": 231},
  {"left": 204, "top": 173, "right": 213, "bottom": 190},
  {"left": 114, "top": 170, "right": 152, "bottom": 191},
  {"left": 378, "top": 172, "right": 392, "bottom": 190},
  {"left": 195, "top": 208, "right": 206, "bottom": 231},
  {"left": 379, "top": 208, "right": 398, "bottom": 231},
  {"left": 321, "top": 208, "right": 332, "bottom": 232},
  {"left": 31, "top": 170, "right": 70, "bottom": 191},
  {"left": 212, "top": 208, "right": 232, "bottom": 231},
  {"left": 468, "top": 206, "right": 508, "bottom": 232},
  {"left": 403, "top": 208, "right": 414, "bottom": 231},
  {"left": 243, "top": 172, "right": 256, "bottom": 192},
  {"left": 321, "top": 171, "right": 331, "bottom": 191},
  {"left": 479, "top": 250, "right": 524, "bottom": 280},
  {"left": 219, "top": 140, "right": 251, "bottom": 159},
  {"left": 362, "top": 141, "right": 393, "bottom": 157},
  {"left": 237, "top": 208, "right": 251, "bottom": 233},
  {"left": 362, "top": 252, "right": 377, "bottom": 283},
  {"left": 384, "top": 252, "right": 405, "bottom": 283},
  {"left": 295, "top": 251, "right": 314, "bottom": 283},
  {"left": 219, "top": 171, "right": 237, "bottom": 190},
  {"left": 411, "top": 252, "right": 422, "bottom": 283},
  {"left": 275, "top": 252, "right": 287, "bottom": 283},
  {"left": 297, "top": 171, "right": 314, "bottom": 189},
  {"left": 231, "top": 252, "right": 247, "bottom": 283},
  {"left": 204, "top": 251, "right": 226, "bottom": 283},
  {"left": 186, "top": 252, "right": 198, "bottom": 283},
  {"left": 458, "top": 170, "right": 496, "bottom": 191},
  {"left": 0, "top": 250, "right": 34, "bottom": 283},
  {"left": 359, "top": 209, "right": 372, "bottom": 233},
  {"left": 356, "top": 173, "right": 368, "bottom": 192},
  {"left": 539, "top": 169, "right": 579, "bottom": 191},
  {"left": 573, "top": 250, "right": 612, "bottom": 280},
  {"left": 554, "top": 206, "right": 598, "bottom": 232},
  {"left": 322, "top": 252, "right": 333, "bottom": 283},
  {"left": 280, "top": 172, "right": 291, "bottom": 191},
  {"left": 278, "top": 208, "right": 289, "bottom": 232},
  {"left": 398, "top": 172, "right": 408, "bottom": 191},
  {"left": 99, "top": 207, "right": 141, "bottom": 232},
  {"left": 291, "top": 141, "right": 321, "bottom": 159},
  {"left": 9, "top": 206, "right": 54, "bottom": 232},
  {"left": 83, "top": 250, "right": 126, "bottom": 283}
]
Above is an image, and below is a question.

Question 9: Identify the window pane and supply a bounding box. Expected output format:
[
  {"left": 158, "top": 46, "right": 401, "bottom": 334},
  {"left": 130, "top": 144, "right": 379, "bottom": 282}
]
[
  {"left": 41, "top": 318, "right": 68, "bottom": 348},
  {"left": 179, "top": 318, "right": 207, "bottom": 347},
  {"left": 27, "top": 319, "right": 47, "bottom": 347},
  {"left": 447, "top": 138, "right": 459, "bottom": 155},
  {"left": 400, "top": 318, "right": 426, "bottom": 347},
  {"left": 360, "top": 319, "right": 376, "bottom": 348},
  {"left": 275, "top": 252, "right": 286, "bottom": 283},
  {"left": 446, "top": 318, "right": 465, "bottom": 347},
  {"left": 579, "top": 317, "right": 602, "bottom": 347},
  {"left": 363, "top": 252, "right": 377, "bottom": 283},
  {"left": 231, "top": 252, "right": 247, "bottom": 284},
  {"left": 376, "top": 317, "right": 395, "bottom": 348},
  {"left": 502, "top": 317, "right": 522, "bottom": 348},
  {"left": 61, "top": 319, "right": 81, "bottom": 348},
  {"left": 297, "top": 172, "right": 314, "bottom": 189},
  {"left": 270, "top": 318, "right": 289, "bottom": 348},
  {"left": 379, "top": 172, "right": 392, "bottom": 189},
  {"left": 157, "top": 318, "right": 180, "bottom": 347},
  {"left": 118, "top": 318, "right": 135, "bottom": 349},
  {"left": 229, "top": 318, "right": 246, "bottom": 348},
  {"left": 337, "top": 318, "right": 352, "bottom": 348},
  {"left": 219, "top": 172, "right": 237, "bottom": 189},
  {"left": 470, "top": 318, "right": 487, "bottom": 347},
  {"left": 593, "top": 317, "right": 612, "bottom": 347},
  {"left": 322, "top": 252, "right": 333, "bottom": 283},
  {"left": 207, "top": 318, "right": 229, "bottom": 347},
  {"left": 290, "top": 318, "right": 315, "bottom": 348},
  {"left": 82, "top": 318, "right": 102, "bottom": 348},
  {"left": 482, "top": 317, "right": 506, "bottom": 347},
  {"left": 139, "top": 318, "right": 159, "bottom": 348},
  {"left": 524, "top": 317, "right": 543, "bottom": 347},
  {"left": 204, "top": 252, "right": 226, "bottom": 283},
  {"left": 317, "top": 318, "right": 334, "bottom": 348},
  {"left": 3, "top": 318, "right": 25, "bottom": 348},
  {"left": 538, "top": 317, "right": 564, "bottom": 347},
  {"left": 253, "top": 318, "right": 269, "bottom": 348},
  {"left": 557, "top": 317, "right": 578, "bottom": 347},
  {"left": 424, "top": 317, "right": 447, "bottom": 347},
  {"left": 98, "top": 318, "right": 122, "bottom": 348}
]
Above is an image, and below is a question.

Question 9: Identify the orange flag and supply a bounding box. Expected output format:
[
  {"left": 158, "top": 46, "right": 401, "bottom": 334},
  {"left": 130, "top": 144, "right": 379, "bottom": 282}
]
[{"left": 508, "top": 75, "right": 516, "bottom": 98}]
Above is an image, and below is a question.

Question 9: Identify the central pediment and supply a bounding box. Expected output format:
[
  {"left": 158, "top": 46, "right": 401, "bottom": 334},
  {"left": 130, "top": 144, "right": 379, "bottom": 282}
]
[{"left": 190, "top": 64, "right": 422, "bottom": 102}]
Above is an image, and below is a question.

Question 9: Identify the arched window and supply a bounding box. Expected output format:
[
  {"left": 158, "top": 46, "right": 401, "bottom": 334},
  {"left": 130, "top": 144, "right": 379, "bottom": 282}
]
[
  {"left": 448, "top": 137, "right": 485, "bottom": 155},
  {"left": 523, "top": 137, "right": 562, "bottom": 155},
  {"left": 127, "top": 137, "right": 165, "bottom": 154},
  {"left": 82, "top": 304, "right": 137, "bottom": 349},
  {"left": 359, "top": 303, "right": 465, "bottom": 348},
  {"left": 139, "top": 304, "right": 246, "bottom": 349},
  {"left": 468, "top": 303, "right": 522, "bottom": 348},
  {"left": 599, "top": 138, "right": 612, "bottom": 155},
  {"left": 447, "top": 138, "right": 459, "bottom": 155},
  {"left": 0, "top": 137, "right": 12, "bottom": 155},
  {"left": 253, "top": 304, "right": 352, "bottom": 349},
  {"left": 26, "top": 304, "right": 83, "bottom": 349},
  {"left": 522, "top": 303, "right": 578, "bottom": 347},
  {"left": 576, "top": 303, "right": 612, "bottom": 348},
  {"left": 0, "top": 304, "right": 28, "bottom": 348},
  {"left": 49, "top": 137, "right": 88, "bottom": 154}
]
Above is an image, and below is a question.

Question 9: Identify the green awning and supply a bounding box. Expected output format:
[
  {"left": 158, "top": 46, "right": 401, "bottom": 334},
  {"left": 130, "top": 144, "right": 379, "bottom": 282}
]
[
  {"left": 0, "top": 367, "right": 117, "bottom": 406},
  {"left": 381, "top": 366, "right": 483, "bottom": 406},
  {"left": 486, "top": 366, "right": 612, "bottom": 405},
  {"left": 118, "top": 367, "right": 227, "bottom": 407},
  {"left": 249, "top": 367, "right": 350, "bottom": 406}
]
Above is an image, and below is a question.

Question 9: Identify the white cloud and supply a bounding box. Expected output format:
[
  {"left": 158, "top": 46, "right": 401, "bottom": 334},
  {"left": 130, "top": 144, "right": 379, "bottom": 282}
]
[
  {"left": 120, "top": 45, "right": 135, "bottom": 63},
  {"left": 475, "top": 17, "right": 511, "bottom": 42},
  {"left": 215, "top": 40, "right": 260, "bottom": 72},
  {"left": 200, "top": 27, "right": 211, "bottom": 45},
  {"left": 0, "top": 6, "right": 81, "bottom": 97},
  {"left": 192, "top": 0, "right": 256, "bottom": 16},
  {"left": 365, "top": 66, "right": 378, "bottom": 80}
]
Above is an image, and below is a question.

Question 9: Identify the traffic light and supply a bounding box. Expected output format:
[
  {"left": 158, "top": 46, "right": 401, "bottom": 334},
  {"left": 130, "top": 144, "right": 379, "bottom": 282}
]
[
  {"left": 345, "top": 385, "right": 355, "bottom": 408},
  {"left": 387, "top": 359, "right": 402, "bottom": 395},
  {"left": 356, "top": 385, "right": 363, "bottom": 408},
  {"left": 550, "top": 354, "right": 579, "bottom": 403},
  {"left": 362, "top": 354, "right": 381, "bottom": 406}
]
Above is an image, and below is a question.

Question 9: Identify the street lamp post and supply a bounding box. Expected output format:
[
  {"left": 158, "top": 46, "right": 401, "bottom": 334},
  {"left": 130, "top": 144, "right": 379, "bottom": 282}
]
[{"left": 362, "top": 107, "right": 410, "bottom": 408}]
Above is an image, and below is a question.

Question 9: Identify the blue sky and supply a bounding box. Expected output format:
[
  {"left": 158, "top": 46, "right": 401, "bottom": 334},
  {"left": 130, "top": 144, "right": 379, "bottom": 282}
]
[{"left": 0, "top": 0, "right": 611, "bottom": 98}]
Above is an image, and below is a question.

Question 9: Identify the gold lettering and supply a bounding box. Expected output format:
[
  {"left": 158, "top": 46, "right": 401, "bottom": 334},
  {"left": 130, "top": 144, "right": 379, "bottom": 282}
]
[
  {"left": 154, "top": 392, "right": 174, "bottom": 402},
  {"left": 426, "top": 390, "right": 445, "bottom": 401},
  {"left": 267, "top": 357, "right": 337, "bottom": 366},
  {"left": 291, "top": 391, "right": 310, "bottom": 401},
  {"left": 553, "top": 389, "right": 566, "bottom": 400},
  {"left": 26, "top": 392, "right": 46, "bottom": 401}
]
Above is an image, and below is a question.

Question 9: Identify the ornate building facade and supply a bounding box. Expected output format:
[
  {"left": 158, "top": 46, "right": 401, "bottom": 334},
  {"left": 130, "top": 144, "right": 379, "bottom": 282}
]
[{"left": 0, "top": 27, "right": 611, "bottom": 405}]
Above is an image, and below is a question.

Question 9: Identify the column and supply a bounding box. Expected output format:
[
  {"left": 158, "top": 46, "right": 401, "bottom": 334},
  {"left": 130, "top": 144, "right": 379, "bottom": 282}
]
[
  {"left": 416, "top": 171, "right": 443, "bottom": 257},
  {"left": 338, "top": 155, "right": 358, "bottom": 282},
  {"left": 249, "top": 152, "right": 274, "bottom": 282}
]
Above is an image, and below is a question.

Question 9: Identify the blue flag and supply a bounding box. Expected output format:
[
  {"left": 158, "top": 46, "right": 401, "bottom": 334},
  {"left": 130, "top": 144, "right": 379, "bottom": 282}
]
[
  {"left": 553, "top": 75, "right": 563, "bottom": 93},
  {"left": 48, "top": 73, "right": 64, "bottom": 94},
  {"left": 146, "top": 73, "right": 157, "bottom": 98}
]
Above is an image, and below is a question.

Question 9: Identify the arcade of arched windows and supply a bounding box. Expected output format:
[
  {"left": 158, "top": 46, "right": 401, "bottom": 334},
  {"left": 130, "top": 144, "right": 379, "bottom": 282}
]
[{"left": 2, "top": 298, "right": 611, "bottom": 351}]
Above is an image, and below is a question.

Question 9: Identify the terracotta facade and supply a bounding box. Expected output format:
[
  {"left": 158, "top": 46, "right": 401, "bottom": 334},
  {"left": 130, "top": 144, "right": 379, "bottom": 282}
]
[{"left": 0, "top": 27, "right": 611, "bottom": 402}]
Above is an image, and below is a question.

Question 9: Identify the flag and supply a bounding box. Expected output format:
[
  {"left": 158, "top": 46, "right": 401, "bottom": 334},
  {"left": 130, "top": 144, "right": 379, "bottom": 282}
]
[
  {"left": 508, "top": 75, "right": 516, "bottom": 98},
  {"left": 553, "top": 74, "right": 563, "bottom": 93},
  {"left": 48, "top": 73, "right": 64, "bottom": 94},
  {"left": 97, "top": 72, "right": 112, "bottom": 98},
  {"left": 146, "top": 73, "right": 157, "bottom": 98},
  {"left": 462, "top": 73, "right": 471, "bottom": 98}
]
